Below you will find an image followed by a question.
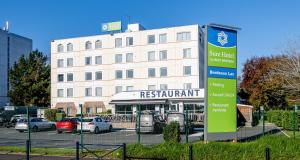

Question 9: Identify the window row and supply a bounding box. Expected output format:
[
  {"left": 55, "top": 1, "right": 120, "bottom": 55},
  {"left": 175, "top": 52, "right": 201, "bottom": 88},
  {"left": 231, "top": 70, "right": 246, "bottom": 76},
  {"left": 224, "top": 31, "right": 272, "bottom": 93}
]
[
  {"left": 57, "top": 48, "right": 192, "bottom": 68},
  {"left": 57, "top": 87, "right": 103, "bottom": 98},
  {"left": 56, "top": 83, "right": 192, "bottom": 98},
  {"left": 56, "top": 66, "right": 191, "bottom": 82},
  {"left": 56, "top": 31, "right": 191, "bottom": 52}
]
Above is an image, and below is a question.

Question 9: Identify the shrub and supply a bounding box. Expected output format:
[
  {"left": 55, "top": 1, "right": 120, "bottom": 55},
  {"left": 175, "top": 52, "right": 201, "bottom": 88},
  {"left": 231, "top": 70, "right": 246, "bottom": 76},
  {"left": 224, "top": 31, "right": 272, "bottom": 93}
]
[
  {"left": 163, "top": 122, "right": 181, "bottom": 143},
  {"left": 267, "top": 110, "right": 299, "bottom": 130},
  {"left": 56, "top": 113, "right": 66, "bottom": 122},
  {"left": 44, "top": 109, "right": 58, "bottom": 122}
]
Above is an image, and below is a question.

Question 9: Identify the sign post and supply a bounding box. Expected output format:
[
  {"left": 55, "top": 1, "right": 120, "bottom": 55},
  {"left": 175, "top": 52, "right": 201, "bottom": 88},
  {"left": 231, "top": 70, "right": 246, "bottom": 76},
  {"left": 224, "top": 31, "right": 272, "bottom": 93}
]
[
  {"left": 204, "top": 24, "right": 239, "bottom": 141},
  {"left": 293, "top": 104, "right": 298, "bottom": 139}
]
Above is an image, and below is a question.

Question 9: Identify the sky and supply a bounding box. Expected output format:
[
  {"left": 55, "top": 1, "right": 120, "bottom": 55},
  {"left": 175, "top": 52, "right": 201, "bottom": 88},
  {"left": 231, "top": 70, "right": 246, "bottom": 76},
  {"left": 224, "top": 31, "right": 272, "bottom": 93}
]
[{"left": 1, "top": 0, "right": 300, "bottom": 76}]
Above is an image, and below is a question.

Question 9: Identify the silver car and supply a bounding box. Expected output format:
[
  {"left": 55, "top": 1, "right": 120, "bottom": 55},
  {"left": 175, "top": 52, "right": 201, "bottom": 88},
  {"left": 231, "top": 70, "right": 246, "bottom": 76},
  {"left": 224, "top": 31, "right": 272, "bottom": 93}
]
[{"left": 15, "top": 118, "right": 56, "bottom": 132}]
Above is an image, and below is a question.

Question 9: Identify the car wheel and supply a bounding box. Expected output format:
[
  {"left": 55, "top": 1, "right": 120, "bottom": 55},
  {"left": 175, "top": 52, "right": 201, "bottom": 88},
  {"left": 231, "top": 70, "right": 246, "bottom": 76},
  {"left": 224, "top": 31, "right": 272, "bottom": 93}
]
[
  {"left": 57, "top": 130, "right": 62, "bottom": 134},
  {"left": 94, "top": 127, "right": 99, "bottom": 134},
  {"left": 109, "top": 125, "right": 112, "bottom": 132},
  {"left": 32, "top": 126, "right": 38, "bottom": 132}
]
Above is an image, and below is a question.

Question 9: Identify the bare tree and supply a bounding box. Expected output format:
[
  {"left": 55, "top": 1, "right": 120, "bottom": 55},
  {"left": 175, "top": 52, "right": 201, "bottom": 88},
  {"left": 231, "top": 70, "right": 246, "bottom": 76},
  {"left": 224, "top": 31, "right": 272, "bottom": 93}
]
[{"left": 271, "top": 46, "right": 300, "bottom": 97}]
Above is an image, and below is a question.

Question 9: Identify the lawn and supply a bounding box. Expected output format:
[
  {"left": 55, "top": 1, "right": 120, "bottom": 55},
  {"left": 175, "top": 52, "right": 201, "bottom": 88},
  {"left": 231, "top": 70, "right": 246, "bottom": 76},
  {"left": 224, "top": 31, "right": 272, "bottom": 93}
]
[
  {"left": 284, "top": 130, "right": 300, "bottom": 139},
  {"left": 0, "top": 135, "right": 299, "bottom": 160}
]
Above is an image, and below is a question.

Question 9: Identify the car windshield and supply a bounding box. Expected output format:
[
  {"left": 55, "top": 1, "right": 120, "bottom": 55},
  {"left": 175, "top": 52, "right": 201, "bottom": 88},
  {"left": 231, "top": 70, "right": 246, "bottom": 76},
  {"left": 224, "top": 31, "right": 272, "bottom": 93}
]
[
  {"left": 141, "top": 114, "right": 153, "bottom": 122},
  {"left": 18, "top": 119, "right": 27, "bottom": 123},
  {"left": 167, "top": 114, "right": 184, "bottom": 125},
  {"left": 60, "top": 118, "right": 72, "bottom": 122},
  {"left": 81, "top": 118, "right": 93, "bottom": 122}
]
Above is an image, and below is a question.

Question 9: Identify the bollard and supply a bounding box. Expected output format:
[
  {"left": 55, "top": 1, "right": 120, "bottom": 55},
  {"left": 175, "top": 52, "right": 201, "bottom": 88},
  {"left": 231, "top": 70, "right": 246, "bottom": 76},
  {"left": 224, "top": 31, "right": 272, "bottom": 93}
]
[
  {"left": 26, "top": 140, "right": 30, "bottom": 160},
  {"left": 189, "top": 144, "right": 193, "bottom": 160},
  {"left": 122, "top": 143, "right": 126, "bottom": 160},
  {"left": 76, "top": 141, "right": 79, "bottom": 160},
  {"left": 265, "top": 147, "right": 270, "bottom": 160}
]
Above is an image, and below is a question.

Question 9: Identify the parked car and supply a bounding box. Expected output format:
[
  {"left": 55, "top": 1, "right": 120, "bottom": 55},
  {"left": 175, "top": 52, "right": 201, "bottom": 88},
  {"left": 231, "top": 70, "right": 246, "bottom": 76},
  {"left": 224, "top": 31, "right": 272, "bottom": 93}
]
[
  {"left": 166, "top": 112, "right": 193, "bottom": 133},
  {"left": 77, "top": 117, "right": 112, "bottom": 134},
  {"left": 56, "top": 118, "right": 79, "bottom": 133},
  {"left": 15, "top": 118, "right": 56, "bottom": 133},
  {"left": 5, "top": 114, "right": 27, "bottom": 128},
  {"left": 136, "top": 111, "right": 165, "bottom": 133}
]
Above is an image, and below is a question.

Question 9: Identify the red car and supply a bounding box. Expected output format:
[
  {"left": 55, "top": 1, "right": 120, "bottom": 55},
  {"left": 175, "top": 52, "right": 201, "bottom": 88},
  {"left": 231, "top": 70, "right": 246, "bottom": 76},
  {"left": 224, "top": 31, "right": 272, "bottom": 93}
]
[{"left": 56, "top": 118, "right": 79, "bottom": 133}]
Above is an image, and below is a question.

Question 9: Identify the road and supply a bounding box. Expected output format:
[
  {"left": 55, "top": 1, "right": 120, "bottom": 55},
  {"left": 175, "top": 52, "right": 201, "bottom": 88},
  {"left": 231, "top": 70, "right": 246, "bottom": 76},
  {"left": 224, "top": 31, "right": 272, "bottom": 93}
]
[{"left": 0, "top": 127, "right": 202, "bottom": 149}]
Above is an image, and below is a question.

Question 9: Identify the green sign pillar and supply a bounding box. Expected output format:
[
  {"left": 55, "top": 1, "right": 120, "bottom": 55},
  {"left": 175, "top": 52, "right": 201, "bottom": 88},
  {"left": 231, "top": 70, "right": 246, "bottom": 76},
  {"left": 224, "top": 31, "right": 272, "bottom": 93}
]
[{"left": 204, "top": 24, "right": 240, "bottom": 141}]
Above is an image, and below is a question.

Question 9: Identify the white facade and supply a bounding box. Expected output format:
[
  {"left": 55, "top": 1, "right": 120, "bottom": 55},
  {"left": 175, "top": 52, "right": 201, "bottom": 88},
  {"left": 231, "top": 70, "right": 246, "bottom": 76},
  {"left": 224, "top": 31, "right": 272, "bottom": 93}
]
[{"left": 51, "top": 24, "right": 204, "bottom": 116}]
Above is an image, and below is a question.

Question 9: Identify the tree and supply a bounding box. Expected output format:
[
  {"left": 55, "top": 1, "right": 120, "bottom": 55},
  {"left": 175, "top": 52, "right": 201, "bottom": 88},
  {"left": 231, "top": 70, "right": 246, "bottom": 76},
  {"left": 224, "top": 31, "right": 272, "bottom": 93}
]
[
  {"left": 9, "top": 50, "right": 50, "bottom": 107},
  {"left": 240, "top": 56, "right": 288, "bottom": 109}
]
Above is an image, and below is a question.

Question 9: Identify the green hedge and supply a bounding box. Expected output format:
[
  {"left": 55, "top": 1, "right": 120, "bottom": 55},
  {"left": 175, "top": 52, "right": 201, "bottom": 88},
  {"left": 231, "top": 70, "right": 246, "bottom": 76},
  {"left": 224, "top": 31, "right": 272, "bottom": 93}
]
[
  {"left": 267, "top": 110, "right": 299, "bottom": 130},
  {"left": 123, "top": 135, "right": 300, "bottom": 160},
  {"left": 163, "top": 122, "right": 181, "bottom": 143},
  {"left": 44, "top": 109, "right": 58, "bottom": 122}
]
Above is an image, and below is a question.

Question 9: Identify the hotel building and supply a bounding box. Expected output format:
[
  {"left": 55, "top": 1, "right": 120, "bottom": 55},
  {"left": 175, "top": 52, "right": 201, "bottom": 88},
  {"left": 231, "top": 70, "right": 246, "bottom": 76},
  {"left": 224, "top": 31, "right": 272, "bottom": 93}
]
[{"left": 51, "top": 23, "right": 204, "bottom": 116}]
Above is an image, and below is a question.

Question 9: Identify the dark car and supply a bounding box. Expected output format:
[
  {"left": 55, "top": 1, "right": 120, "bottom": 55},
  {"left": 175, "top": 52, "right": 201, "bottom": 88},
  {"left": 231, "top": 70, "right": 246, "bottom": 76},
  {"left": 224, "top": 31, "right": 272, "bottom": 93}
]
[
  {"left": 136, "top": 111, "right": 165, "bottom": 133},
  {"left": 56, "top": 118, "right": 79, "bottom": 133}
]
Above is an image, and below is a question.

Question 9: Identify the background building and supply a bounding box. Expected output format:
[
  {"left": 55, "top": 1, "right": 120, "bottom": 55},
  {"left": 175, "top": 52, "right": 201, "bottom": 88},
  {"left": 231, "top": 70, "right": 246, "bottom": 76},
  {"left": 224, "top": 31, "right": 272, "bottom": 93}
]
[
  {"left": 0, "top": 23, "right": 32, "bottom": 106},
  {"left": 51, "top": 23, "right": 204, "bottom": 116}
]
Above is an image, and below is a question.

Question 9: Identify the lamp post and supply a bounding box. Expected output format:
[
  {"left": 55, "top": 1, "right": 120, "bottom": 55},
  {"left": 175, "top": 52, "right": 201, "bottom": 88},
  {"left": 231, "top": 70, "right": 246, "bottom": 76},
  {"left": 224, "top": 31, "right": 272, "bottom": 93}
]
[
  {"left": 260, "top": 106, "right": 265, "bottom": 136},
  {"left": 79, "top": 104, "right": 83, "bottom": 153}
]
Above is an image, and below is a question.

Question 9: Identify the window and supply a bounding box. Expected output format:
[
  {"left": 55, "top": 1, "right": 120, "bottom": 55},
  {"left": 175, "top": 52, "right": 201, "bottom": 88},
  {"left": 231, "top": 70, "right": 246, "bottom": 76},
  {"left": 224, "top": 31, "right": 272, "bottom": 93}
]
[
  {"left": 148, "top": 51, "right": 155, "bottom": 61},
  {"left": 67, "top": 73, "right": 73, "bottom": 82},
  {"left": 67, "top": 58, "right": 73, "bottom": 67},
  {"left": 159, "top": 50, "right": 167, "bottom": 60},
  {"left": 95, "top": 71, "right": 102, "bottom": 80},
  {"left": 96, "top": 107, "right": 103, "bottom": 113},
  {"left": 57, "top": 44, "right": 64, "bottom": 53},
  {"left": 148, "top": 85, "right": 156, "bottom": 90},
  {"left": 115, "top": 86, "right": 122, "bottom": 94},
  {"left": 183, "top": 83, "right": 192, "bottom": 89},
  {"left": 183, "top": 66, "right": 191, "bottom": 76},
  {"left": 95, "top": 40, "right": 102, "bottom": 49},
  {"left": 148, "top": 35, "right": 155, "bottom": 44},
  {"left": 148, "top": 68, "right": 156, "bottom": 77},
  {"left": 57, "top": 59, "right": 64, "bottom": 68},
  {"left": 85, "top": 72, "right": 92, "bottom": 81},
  {"left": 67, "top": 43, "right": 73, "bottom": 52},
  {"left": 85, "top": 57, "right": 92, "bottom": 65},
  {"left": 115, "top": 70, "right": 123, "bottom": 79},
  {"left": 126, "top": 37, "right": 133, "bottom": 46},
  {"left": 160, "top": 67, "right": 168, "bottom": 77},
  {"left": 126, "top": 69, "right": 134, "bottom": 78},
  {"left": 95, "top": 56, "right": 102, "bottom": 65},
  {"left": 115, "top": 54, "right": 122, "bottom": 63},
  {"left": 183, "top": 48, "right": 191, "bottom": 58},
  {"left": 58, "top": 74, "right": 64, "bottom": 82},
  {"left": 126, "top": 53, "right": 133, "bottom": 62},
  {"left": 177, "top": 32, "right": 191, "bottom": 41},
  {"left": 160, "top": 84, "right": 168, "bottom": 90},
  {"left": 86, "top": 107, "right": 93, "bottom": 114},
  {"left": 67, "top": 88, "right": 73, "bottom": 97},
  {"left": 57, "top": 89, "right": 64, "bottom": 97},
  {"left": 85, "top": 88, "right": 92, "bottom": 97},
  {"left": 95, "top": 87, "right": 102, "bottom": 97},
  {"left": 67, "top": 107, "right": 73, "bottom": 116},
  {"left": 115, "top": 38, "right": 122, "bottom": 47},
  {"left": 159, "top": 34, "right": 167, "bottom": 43},
  {"left": 126, "top": 86, "right": 134, "bottom": 91},
  {"left": 85, "top": 41, "right": 92, "bottom": 50}
]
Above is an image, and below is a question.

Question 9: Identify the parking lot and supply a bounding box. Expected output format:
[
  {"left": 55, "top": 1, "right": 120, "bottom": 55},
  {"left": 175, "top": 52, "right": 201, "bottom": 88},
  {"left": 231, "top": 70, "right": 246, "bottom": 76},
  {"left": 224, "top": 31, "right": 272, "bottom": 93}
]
[{"left": 0, "top": 127, "right": 203, "bottom": 148}]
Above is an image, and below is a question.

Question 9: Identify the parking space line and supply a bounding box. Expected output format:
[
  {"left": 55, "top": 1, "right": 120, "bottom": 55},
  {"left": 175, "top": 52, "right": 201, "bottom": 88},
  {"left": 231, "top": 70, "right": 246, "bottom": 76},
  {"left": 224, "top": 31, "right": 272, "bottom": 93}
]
[{"left": 156, "top": 134, "right": 162, "bottom": 137}]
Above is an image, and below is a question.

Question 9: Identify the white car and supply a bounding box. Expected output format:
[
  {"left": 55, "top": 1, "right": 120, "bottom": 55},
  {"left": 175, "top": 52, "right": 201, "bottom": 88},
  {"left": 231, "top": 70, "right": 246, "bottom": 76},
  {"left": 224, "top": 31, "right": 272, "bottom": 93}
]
[{"left": 77, "top": 117, "right": 112, "bottom": 134}]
